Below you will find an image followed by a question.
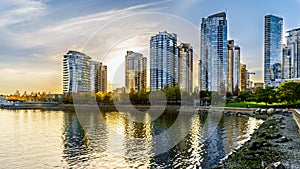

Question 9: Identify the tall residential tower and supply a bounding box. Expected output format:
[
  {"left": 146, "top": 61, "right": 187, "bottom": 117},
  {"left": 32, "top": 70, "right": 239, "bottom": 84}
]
[
  {"left": 125, "top": 51, "right": 147, "bottom": 93},
  {"left": 63, "top": 50, "right": 91, "bottom": 93},
  {"left": 200, "top": 12, "right": 228, "bottom": 92},
  {"left": 264, "top": 15, "right": 283, "bottom": 87},
  {"left": 150, "top": 31, "right": 177, "bottom": 91}
]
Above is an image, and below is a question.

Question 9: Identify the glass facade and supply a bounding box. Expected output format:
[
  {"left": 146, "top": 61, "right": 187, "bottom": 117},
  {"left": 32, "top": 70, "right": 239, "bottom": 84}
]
[
  {"left": 63, "top": 51, "right": 91, "bottom": 93},
  {"left": 200, "top": 12, "right": 228, "bottom": 92},
  {"left": 264, "top": 15, "right": 283, "bottom": 87},
  {"left": 233, "top": 45, "right": 240, "bottom": 95},
  {"left": 286, "top": 28, "right": 300, "bottom": 78},
  {"left": 177, "top": 43, "right": 193, "bottom": 93},
  {"left": 125, "top": 51, "right": 147, "bottom": 92},
  {"left": 150, "top": 31, "right": 177, "bottom": 91}
]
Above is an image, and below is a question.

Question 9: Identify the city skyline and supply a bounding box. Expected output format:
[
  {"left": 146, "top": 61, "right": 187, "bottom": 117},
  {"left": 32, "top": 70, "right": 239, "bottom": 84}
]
[{"left": 1, "top": 0, "right": 300, "bottom": 94}]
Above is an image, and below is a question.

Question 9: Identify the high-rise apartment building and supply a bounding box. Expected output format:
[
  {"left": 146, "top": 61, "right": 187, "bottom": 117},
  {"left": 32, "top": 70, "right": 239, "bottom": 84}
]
[
  {"left": 150, "top": 31, "right": 177, "bottom": 91},
  {"left": 200, "top": 12, "right": 228, "bottom": 92},
  {"left": 286, "top": 28, "right": 300, "bottom": 78},
  {"left": 125, "top": 51, "right": 147, "bottom": 92},
  {"left": 233, "top": 45, "right": 241, "bottom": 95},
  {"left": 282, "top": 44, "right": 292, "bottom": 79},
  {"left": 240, "top": 64, "right": 247, "bottom": 92},
  {"left": 264, "top": 14, "right": 283, "bottom": 87},
  {"left": 177, "top": 43, "right": 193, "bottom": 93},
  {"left": 90, "top": 61, "right": 107, "bottom": 93},
  {"left": 63, "top": 51, "right": 91, "bottom": 93},
  {"left": 100, "top": 65, "right": 107, "bottom": 93}
]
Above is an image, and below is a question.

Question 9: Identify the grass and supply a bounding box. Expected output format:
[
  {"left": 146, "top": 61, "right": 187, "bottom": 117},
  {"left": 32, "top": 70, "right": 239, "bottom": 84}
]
[
  {"left": 225, "top": 102, "right": 264, "bottom": 108},
  {"left": 225, "top": 101, "right": 288, "bottom": 108}
]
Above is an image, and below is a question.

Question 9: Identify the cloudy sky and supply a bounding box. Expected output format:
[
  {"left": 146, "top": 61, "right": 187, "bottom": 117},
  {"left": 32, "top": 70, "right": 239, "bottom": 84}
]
[{"left": 0, "top": 0, "right": 300, "bottom": 94}]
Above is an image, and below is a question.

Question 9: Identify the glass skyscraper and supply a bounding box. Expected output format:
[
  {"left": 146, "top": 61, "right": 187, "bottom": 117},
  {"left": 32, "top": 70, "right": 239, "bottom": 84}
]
[
  {"left": 264, "top": 15, "right": 283, "bottom": 87},
  {"left": 150, "top": 31, "right": 177, "bottom": 91},
  {"left": 125, "top": 51, "right": 147, "bottom": 93},
  {"left": 286, "top": 28, "right": 300, "bottom": 78},
  {"left": 227, "top": 40, "right": 241, "bottom": 95},
  {"left": 200, "top": 12, "right": 228, "bottom": 92},
  {"left": 177, "top": 43, "right": 193, "bottom": 93},
  {"left": 63, "top": 50, "right": 91, "bottom": 93}
]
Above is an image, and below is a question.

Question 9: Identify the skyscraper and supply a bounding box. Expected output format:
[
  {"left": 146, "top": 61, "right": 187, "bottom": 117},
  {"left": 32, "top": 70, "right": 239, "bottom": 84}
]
[
  {"left": 125, "top": 51, "right": 147, "bottom": 92},
  {"left": 233, "top": 45, "right": 241, "bottom": 95},
  {"left": 286, "top": 28, "right": 300, "bottom": 78},
  {"left": 63, "top": 50, "right": 91, "bottom": 93},
  {"left": 177, "top": 43, "right": 193, "bottom": 93},
  {"left": 100, "top": 64, "right": 107, "bottom": 93},
  {"left": 240, "top": 64, "right": 247, "bottom": 92},
  {"left": 264, "top": 14, "right": 283, "bottom": 87},
  {"left": 200, "top": 12, "right": 228, "bottom": 92},
  {"left": 227, "top": 40, "right": 234, "bottom": 94},
  {"left": 282, "top": 44, "right": 292, "bottom": 79},
  {"left": 150, "top": 31, "right": 177, "bottom": 91},
  {"left": 90, "top": 61, "right": 107, "bottom": 93}
]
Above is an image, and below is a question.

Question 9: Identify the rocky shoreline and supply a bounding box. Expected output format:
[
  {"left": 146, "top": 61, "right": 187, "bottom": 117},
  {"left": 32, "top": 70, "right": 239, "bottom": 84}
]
[{"left": 213, "top": 111, "right": 300, "bottom": 169}]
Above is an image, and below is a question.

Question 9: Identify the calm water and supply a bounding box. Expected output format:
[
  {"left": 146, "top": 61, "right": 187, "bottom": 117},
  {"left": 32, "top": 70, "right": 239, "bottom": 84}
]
[{"left": 0, "top": 109, "right": 263, "bottom": 169}]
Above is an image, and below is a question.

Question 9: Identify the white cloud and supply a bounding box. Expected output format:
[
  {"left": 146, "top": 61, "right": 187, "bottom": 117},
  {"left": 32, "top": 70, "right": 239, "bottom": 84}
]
[{"left": 0, "top": 0, "right": 47, "bottom": 28}]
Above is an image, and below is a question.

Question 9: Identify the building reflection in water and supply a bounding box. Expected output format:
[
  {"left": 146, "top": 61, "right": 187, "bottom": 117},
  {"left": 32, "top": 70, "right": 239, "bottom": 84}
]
[{"left": 60, "top": 110, "right": 263, "bottom": 168}]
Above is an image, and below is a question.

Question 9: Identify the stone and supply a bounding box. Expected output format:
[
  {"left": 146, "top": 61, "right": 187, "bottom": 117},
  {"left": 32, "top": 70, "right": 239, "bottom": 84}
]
[
  {"left": 276, "top": 136, "right": 289, "bottom": 143},
  {"left": 261, "top": 160, "right": 268, "bottom": 168}
]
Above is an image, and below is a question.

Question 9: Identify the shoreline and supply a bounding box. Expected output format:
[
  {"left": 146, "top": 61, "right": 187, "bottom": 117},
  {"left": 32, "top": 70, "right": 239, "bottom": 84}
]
[{"left": 214, "top": 110, "right": 300, "bottom": 169}]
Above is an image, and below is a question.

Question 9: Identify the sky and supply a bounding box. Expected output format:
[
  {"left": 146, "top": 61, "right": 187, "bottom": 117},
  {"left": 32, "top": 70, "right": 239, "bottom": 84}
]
[{"left": 0, "top": 0, "right": 300, "bottom": 94}]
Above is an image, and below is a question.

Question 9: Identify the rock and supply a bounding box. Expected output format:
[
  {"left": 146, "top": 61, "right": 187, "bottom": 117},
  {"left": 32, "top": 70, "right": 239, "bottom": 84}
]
[
  {"left": 275, "top": 136, "right": 289, "bottom": 143},
  {"left": 261, "top": 160, "right": 268, "bottom": 168},
  {"left": 261, "top": 141, "right": 272, "bottom": 147},
  {"left": 249, "top": 141, "right": 262, "bottom": 150},
  {"left": 273, "top": 161, "right": 286, "bottom": 169},
  {"left": 266, "top": 161, "right": 286, "bottom": 169},
  {"left": 266, "top": 134, "right": 282, "bottom": 139},
  {"left": 267, "top": 108, "right": 275, "bottom": 116},
  {"left": 261, "top": 109, "right": 267, "bottom": 115}
]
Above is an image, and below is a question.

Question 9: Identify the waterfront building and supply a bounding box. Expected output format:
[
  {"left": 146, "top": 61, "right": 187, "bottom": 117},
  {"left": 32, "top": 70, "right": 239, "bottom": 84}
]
[
  {"left": 286, "top": 28, "right": 300, "bottom": 78},
  {"left": 90, "top": 61, "right": 107, "bottom": 93},
  {"left": 177, "top": 43, "right": 193, "bottom": 93},
  {"left": 254, "top": 83, "right": 264, "bottom": 93},
  {"left": 264, "top": 15, "right": 283, "bottom": 87},
  {"left": 233, "top": 45, "right": 241, "bottom": 95},
  {"left": 125, "top": 51, "right": 147, "bottom": 93},
  {"left": 150, "top": 31, "right": 177, "bottom": 91},
  {"left": 200, "top": 12, "right": 228, "bottom": 92},
  {"left": 100, "top": 64, "right": 107, "bottom": 93},
  {"left": 240, "top": 64, "right": 247, "bottom": 92},
  {"left": 282, "top": 44, "right": 292, "bottom": 79},
  {"left": 63, "top": 50, "right": 91, "bottom": 93},
  {"left": 227, "top": 40, "right": 240, "bottom": 95}
]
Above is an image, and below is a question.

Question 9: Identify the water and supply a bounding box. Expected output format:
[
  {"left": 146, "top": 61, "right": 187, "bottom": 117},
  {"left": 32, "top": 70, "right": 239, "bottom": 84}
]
[{"left": 0, "top": 109, "right": 263, "bottom": 168}]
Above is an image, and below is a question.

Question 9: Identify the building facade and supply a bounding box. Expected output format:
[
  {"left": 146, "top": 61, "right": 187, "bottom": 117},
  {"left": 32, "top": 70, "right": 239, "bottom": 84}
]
[
  {"left": 150, "top": 31, "right": 177, "bottom": 91},
  {"left": 125, "top": 51, "right": 147, "bottom": 93},
  {"left": 286, "top": 28, "right": 300, "bottom": 78},
  {"left": 233, "top": 45, "right": 241, "bottom": 95},
  {"left": 177, "top": 43, "right": 193, "bottom": 93},
  {"left": 264, "top": 15, "right": 283, "bottom": 87},
  {"left": 90, "top": 61, "right": 107, "bottom": 93},
  {"left": 200, "top": 12, "right": 228, "bottom": 92},
  {"left": 63, "top": 51, "right": 91, "bottom": 93},
  {"left": 100, "top": 65, "right": 107, "bottom": 93},
  {"left": 240, "top": 64, "right": 247, "bottom": 92},
  {"left": 282, "top": 45, "right": 292, "bottom": 79}
]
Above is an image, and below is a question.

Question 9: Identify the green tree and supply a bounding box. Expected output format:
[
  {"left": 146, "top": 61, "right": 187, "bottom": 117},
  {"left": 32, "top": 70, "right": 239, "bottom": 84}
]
[
  {"left": 255, "top": 87, "right": 277, "bottom": 106},
  {"left": 278, "top": 81, "right": 300, "bottom": 105}
]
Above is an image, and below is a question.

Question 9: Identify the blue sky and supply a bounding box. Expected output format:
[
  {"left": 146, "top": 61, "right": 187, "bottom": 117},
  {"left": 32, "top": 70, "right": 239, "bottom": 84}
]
[{"left": 0, "top": 0, "right": 300, "bottom": 94}]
